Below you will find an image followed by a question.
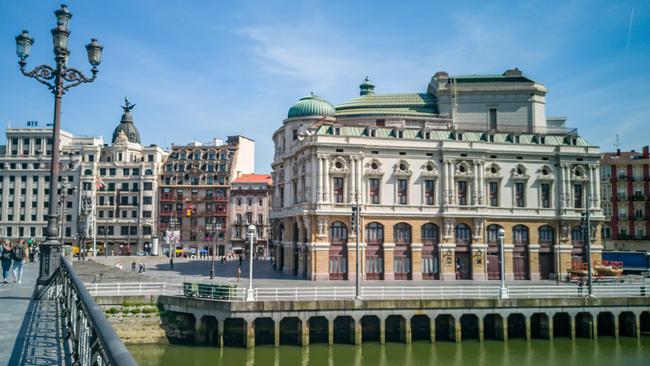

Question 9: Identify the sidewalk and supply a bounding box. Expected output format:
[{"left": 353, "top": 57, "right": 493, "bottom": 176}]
[{"left": 0, "top": 262, "right": 69, "bottom": 365}]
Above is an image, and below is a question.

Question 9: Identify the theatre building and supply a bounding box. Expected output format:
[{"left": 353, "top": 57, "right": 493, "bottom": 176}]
[{"left": 269, "top": 69, "right": 603, "bottom": 281}]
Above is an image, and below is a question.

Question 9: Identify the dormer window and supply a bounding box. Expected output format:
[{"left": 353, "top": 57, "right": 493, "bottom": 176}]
[
  {"left": 370, "top": 129, "right": 376, "bottom": 137},
  {"left": 540, "top": 136, "right": 546, "bottom": 144},
  {"left": 398, "top": 131, "right": 404, "bottom": 139},
  {"left": 334, "top": 128, "right": 341, "bottom": 136},
  {"left": 425, "top": 132, "right": 431, "bottom": 139},
  {"left": 457, "top": 133, "right": 463, "bottom": 141}
]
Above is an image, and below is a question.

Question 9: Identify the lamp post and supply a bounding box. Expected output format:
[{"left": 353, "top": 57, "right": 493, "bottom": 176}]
[
  {"left": 15, "top": 4, "right": 103, "bottom": 284},
  {"left": 497, "top": 228, "right": 509, "bottom": 299},
  {"left": 209, "top": 218, "right": 216, "bottom": 279},
  {"left": 246, "top": 224, "right": 256, "bottom": 301}
]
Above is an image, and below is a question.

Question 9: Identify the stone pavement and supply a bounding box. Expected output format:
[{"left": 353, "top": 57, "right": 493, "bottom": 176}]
[{"left": 0, "top": 262, "right": 70, "bottom": 365}]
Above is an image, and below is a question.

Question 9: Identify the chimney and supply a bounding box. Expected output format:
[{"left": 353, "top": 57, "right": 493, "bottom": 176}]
[
  {"left": 617, "top": 148, "right": 621, "bottom": 156},
  {"left": 643, "top": 146, "right": 649, "bottom": 158}
]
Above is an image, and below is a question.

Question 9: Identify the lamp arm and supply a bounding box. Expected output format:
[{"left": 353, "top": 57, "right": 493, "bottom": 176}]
[
  {"left": 19, "top": 63, "right": 57, "bottom": 92},
  {"left": 61, "top": 66, "right": 97, "bottom": 91}
]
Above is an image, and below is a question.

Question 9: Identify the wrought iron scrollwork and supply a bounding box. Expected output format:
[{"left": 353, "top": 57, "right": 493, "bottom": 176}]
[
  {"left": 61, "top": 66, "right": 97, "bottom": 91},
  {"left": 19, "top": 63, "right": 57, "bottom": 92}
]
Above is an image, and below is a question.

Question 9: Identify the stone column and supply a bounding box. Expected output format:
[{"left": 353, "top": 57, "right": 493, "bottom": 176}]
[
  {"left": 380, "top": 317, "right": 386, "bottom": 344},
  {"left": 218, "top": 321, "right": 224, "bottom": 348},
  {"left": 454, "top": 317, "right": 461, "bottom": 342},
  {"left": 442, "top": 160, "right": 449, "bottom": 205},
  {"left": 354, "top": 318, "right": 362, "bottom": 345},
  {"left": 430, "top": 316, "right": 436, "bottom": 343},
  {"left": 317, "top": 156, "right": 324, "bottom": 203},
  {"left": 448, "top": 161, "right": 455, "bottom": 205},
  {"left": 405, "top": 317, "right": 412, "bottom": 344},
  {"left": 613, "top": 314, "right": 619, "bottom": 339},
  {"left": 472, "top": 243, "right": 487, "bottom": 281},
  {"left": 328, "top": 318, "right": 334, "bottom": 346},
  {"left": 347, "top": 242, "right": 358, "bottom": 282},
  {"left": 357, "top": 156, "right": 363, "bottom": 204},
  {"left": 312, "top": 154, "right": 319, "bottom": 203},
  {"left": 383, "top": 243, "right": 395, "bottom": 280},
  {"left": 411, "top": 243, "right": 423, "bottom": 281},
  {"left": 570, "top": 315, "right": 576, "bottom": 340},
  {"left": 593, "top": 315, "right": 598, "bottom": 339},
  {"left": 525, "top": 316, "right": 532, "bottom": 341},
  {"left": 548, "top": 315, "right": 554, "bottom": 340},
  {"left": 635, "top": 314, "right": 641, "bottom": 339},
  {"left": 302, "top": 320, "right": 310, "bottom": 346},
  {"left": 274, "top": 320, "right": 280, "bottom": 348},
  {"left": 246, "top": 320, "right": 255, "bottom": 348},
  {"left": 479, "top": 160, "right": 485, "bottom": 205},
  {"left": 472, "top": 162, "right": 478, "bottom": 205},
  {"left": 348, "top": 157, "right": 355, "bottom": 203},
  {"left": 503, "top": 316, "right": 509, "bottom": 341},
  {"left": 594, "top": 165, "right": 601, "bottom": 208},
  {"left": 478, "top": 316, "right": 485, "bottom": 342}
]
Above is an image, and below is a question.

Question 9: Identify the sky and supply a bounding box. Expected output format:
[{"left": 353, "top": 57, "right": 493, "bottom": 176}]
[{"left": 1, "top": 0, "right": 649, "bottom": 172}]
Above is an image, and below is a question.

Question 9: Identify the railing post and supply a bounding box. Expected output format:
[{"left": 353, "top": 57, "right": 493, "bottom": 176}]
[
  {"left": 139, "top": 283, "right": 142, "bottom": 296},
  {"left": 117, "top": 283, "right": 120, "bottom": 297}
]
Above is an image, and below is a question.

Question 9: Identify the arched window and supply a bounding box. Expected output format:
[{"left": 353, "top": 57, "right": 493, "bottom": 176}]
[
  {"left": 421, "top": 223, "right": 439, "bottom": 244},
  {"left": 486, "top": 224, "right": 502, "bottom": 245},
  {"left": 365, "top": 222, "right": 384, "bottom": 244},
  {"left": 539, "top": 225, "right": 554, "bottom": 244},
  {"left": 513, "top": 225, "right": 529, "bottom": 244},
  {"left": 455, "top": 224, "right": 471, "bottom": 245},
  {"left": 83, "top": 169, "right": 93, "bottom": 176},
  {"left": 145, "top": 169, "right": 153, "bottom": 175},
  {"left": 394, "top": 223, "right": 412, "bottom": 244},
  {"left": 571, "top": 226, "right": 585, "bottom": 243},
  {"left": 329, "top": 221, "right": 348, "bottom": 244}
]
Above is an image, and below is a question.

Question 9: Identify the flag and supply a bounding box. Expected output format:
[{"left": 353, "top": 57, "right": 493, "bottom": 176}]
[{"left": 95, "top": 175, "right": 106, "bottom": 189}]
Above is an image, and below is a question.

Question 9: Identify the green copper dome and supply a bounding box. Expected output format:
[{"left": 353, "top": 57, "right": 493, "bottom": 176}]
[{"left": 287, "top": 93, "right": 335, "bottom": 118}]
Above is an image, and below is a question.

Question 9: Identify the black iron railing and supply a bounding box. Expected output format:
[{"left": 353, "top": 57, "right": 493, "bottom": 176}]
[{"left": 41, "top": 255, "right": 138, "bottom": 366}]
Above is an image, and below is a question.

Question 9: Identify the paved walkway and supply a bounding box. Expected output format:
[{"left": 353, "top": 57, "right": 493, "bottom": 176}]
[{"left": 0, "top": 262, "right": 70, "bottom": 365}]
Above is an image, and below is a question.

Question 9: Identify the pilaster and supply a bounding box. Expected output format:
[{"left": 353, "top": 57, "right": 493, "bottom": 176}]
[{"left": 410, "top": 243, "right": 423, "bottom": 281}]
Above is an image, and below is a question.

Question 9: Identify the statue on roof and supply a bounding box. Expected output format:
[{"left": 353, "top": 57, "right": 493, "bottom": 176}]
[{"left": 121, "top": 97, "right": 136, "bottom": 113}]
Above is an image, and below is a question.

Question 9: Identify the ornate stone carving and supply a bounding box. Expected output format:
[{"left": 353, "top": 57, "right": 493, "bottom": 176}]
[
  {"left": 365, "top": 158, "right": 383, "bottom": 176},
  {"left": 571, "top": 165, "right": 588, "bottom": 181},
  {"left": 561, "top": 221, "right": 569, "bottom": 240},
  {"left": 443, "top": 218, "right": 456, "bottom": 238},
  {"left": 420, "top": 160, "right": 439, "bottom": 177},
  {"left": 511, "top": 164, "right": 529, "bottom": 179},
  {"left": 393, "top": 159, "right": 412, "bottom": 177},
  {"left": 454, "top": 161, "right": 473, "bottom": 177},
  {"left": 329, "top": 156, "right": 349, "bottom": 175},
  {"left": 536, "top": 164, "right": 555, "bottom": 180},
  {"left": 473, "top": 219, "right": 483, "bottom": 239},
  {"left": 317, "top": 216, "right": 328, "bottom": 238},
  {"left": 485, "top": 163, "right": 502, "bottom": 178}
]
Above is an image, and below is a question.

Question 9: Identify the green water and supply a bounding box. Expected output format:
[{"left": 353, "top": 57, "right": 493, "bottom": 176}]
[{"left": 129, "top": 339, "right": 650, "bottom": 366}]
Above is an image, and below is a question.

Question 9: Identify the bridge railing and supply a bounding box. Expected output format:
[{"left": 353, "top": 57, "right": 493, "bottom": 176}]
[
  {"left": 44, "top": 255, "right": 138, "bottom": 366},
  {"left": 83, "top": 282, "right": 650, "bottom": 302}
]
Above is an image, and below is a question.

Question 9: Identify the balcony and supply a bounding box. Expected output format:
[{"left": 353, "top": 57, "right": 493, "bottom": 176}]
[
  {"left": 617, "top": 194, "right": 628, "bottom": 201},
  {"left": 160, "top": 194, "right": 175, "bottom": 202},
  {"left": 632, "top": 195, "right": 646, "bottom": 201}
]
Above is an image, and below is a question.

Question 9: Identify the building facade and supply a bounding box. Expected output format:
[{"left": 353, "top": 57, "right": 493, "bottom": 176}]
[
  {"left": 158, "top": 136, "right": 254, "bottom": 257},
  {"left": 270, "top": 70, "right": 604, "bottom": 281},
  {"left": 600, "top": 146, "right": 650, "bottom": 251},
  {"left": 229, "top": 174, "right": 272, "bottom": 258}
]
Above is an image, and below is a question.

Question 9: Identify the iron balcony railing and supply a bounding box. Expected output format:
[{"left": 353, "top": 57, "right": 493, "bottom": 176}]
[{"left": 44, "top": 255, "right": 138, "bottom": 366}]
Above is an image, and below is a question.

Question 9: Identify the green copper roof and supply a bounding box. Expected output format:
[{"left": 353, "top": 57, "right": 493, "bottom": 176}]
[
  {"left": 335, "top": 93, "right": 438, "bottom": 117},
  {"left": 287, "top": 93, "right": 336, "bottom": 118}
]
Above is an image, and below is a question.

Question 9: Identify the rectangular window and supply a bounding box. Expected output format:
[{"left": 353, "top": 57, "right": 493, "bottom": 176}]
[
  {"left": 258, "top": 214, "right": 263, "bottom": 224},
  {"left": 458, "top": 181, "right": 468, "bottom": 206},
  {"left": 333, "top": 177, "right": 345, "bottom": 203},
  {"left": 515, "top": 182, "right": 525, "bottom": 207},
  {"left": 574, "top": 184, "right": 583, "bottom": 208},
  {"left": 489, "top": 108, "right": 497, "bottom": 130},
  {"left": 489, "top": 181, "right": 499, "bottom": 207},
  {"left": 398, "top": 179, "right": 408, "bottom": 205},
  {"left": 424, "top": 179, "right": 435, "bottom": 205},
  {"left": 369, "top": 178, "right": 380, "bottom": 204},
  {"left": 541, "top": 183, "right": 551, "bottom": 208}
]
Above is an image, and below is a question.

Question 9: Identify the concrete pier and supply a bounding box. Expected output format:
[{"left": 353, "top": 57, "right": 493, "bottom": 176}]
[{"left": 158, "top": 295, "right": 650, "bottom": 348}]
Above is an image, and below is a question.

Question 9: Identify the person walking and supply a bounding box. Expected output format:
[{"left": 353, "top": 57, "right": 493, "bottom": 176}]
[
  {"left": 1, "top": 241, "right": 12, "bottom": 284},
  {"left": 577, "top": 278, "right": 584, "bottom": 297},
  {"left": 11, "top": 240, "right": 28, "bottom": 284},
  {"left": 131, "top": 261, "right": 136, "bottom": 272}
]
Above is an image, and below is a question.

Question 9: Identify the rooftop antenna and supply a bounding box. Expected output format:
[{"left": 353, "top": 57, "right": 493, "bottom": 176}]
[{"left": 615, "top": 134, "right": 622, "bottom": 150}]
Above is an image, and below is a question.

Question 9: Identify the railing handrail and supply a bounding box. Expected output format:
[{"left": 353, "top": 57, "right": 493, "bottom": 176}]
[{"left": 58, "top": 255, "right": 139, "bottom": 366}]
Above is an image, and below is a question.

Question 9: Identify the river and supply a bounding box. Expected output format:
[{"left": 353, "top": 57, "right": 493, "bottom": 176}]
[{"left": 129, "top": 338, "right": 649, "bottom": 366}]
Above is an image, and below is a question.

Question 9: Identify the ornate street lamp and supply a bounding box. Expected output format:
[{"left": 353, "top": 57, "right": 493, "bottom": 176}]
[
  {"left": 246, "top": 224, "right": 256, "bottom": 301},
  {"left": 497, "top": 228, "right": 508, "bottom": 299},
  {"left": 15, "top": 4, "right": 103, "bottom": 284}
]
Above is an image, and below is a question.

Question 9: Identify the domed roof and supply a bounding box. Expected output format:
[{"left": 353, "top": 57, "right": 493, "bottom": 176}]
[
  {"left": 112, "top": 98, "right": 141, "bottom": 144},
  {"left": 287, "top": 93, "right": 335, "bottom": 118}
]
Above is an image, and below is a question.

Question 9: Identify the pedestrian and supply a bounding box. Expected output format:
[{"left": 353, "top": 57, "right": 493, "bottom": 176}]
[
  {"left": 142, "top": 262, "right": 146, "bottom": 272},
  {"left": 138, "top": 263, "right": 143, "bottom": 273},
  {"left": 237, "top": 266, "right": 241, "bottom": 282},
  {"left": 1, "top": 241, "right": 12, "bottom": 284},
  {"left": 131, "top": 261, "right": 136, "bottom": 272},
  {"left": 11, "top": 240, "right": 28, "bottom": 284},
  {"left": 239, "top": 255, "right": 243, "bottom": 267},
  {"left": 577, "top": 278, "right": 584, "bottom": 297},
  {"left": 28, "top": 245, "right": 35, "bottom": 263}
]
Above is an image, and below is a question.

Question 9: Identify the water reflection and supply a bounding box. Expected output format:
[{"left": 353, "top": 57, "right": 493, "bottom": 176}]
[{"left": 128, "top": 338, "right": 650, "bottom": 366}]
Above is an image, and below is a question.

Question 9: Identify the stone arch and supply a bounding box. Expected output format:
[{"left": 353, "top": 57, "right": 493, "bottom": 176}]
[
  {"left": 455, "top": 224, "right": 472, "bottom": 279},
  {"left": 435, "top": 315, "right": 456, "bottom": 342},
  {"left": 411, "top": 315, "right": 431, "bottom": 342},
  {"left": 507, "top": 313, "right": 526, "bottom": 339},
  {"left": 618, "top": 312, "right": 637, "bottom": 337},
  {"left": 360, "top": 315, "right": 381, "bottom": 343},
  {"left": 460, "top": 314, "right": 480, "bottom": 341},
  {"left": 333, "top": 316, "right": 355, "bottom": 344},
  {"left": 386, "top": 315, "right": 406, "bottom": 343},
  {"left": 308, "top": 316, "right": 328, "bottom": 344},
  {"left": 640, "top": 311, "right": 650, "bottom": 334},
  {"left": 197, "top": 315, "right": 218, "bottom": 346},
  {"left": 512, "top": 224, "right": 530, "bottom": 280},
  {"left": 223, "top": 318, "right": 246, "bottom": 347},
  {"left": 597, "top": 312, "right": 615, "bottom": 337},
  {"left": 254, "top": 317, "right": 275, "bottom": 346},
  {"left": 531, "top": 313, "right": 550, "bottom": 339},
  {"left": 575, "top": 312, "right": 594, "bottom": 338},
  {"left": 484, "top": 314, "right": 505, "bottom": 340},
  {"left": 280, "top": 317, "right": 302, "bottom": 345},
  {"left": 553, "top": 313, "right": 571, "bottom": 338}
]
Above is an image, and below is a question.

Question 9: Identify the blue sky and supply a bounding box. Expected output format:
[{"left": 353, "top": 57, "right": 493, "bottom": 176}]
[{"left": 1, "top": 0, "right": 649, "bottom": 172}]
